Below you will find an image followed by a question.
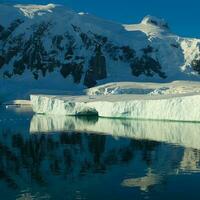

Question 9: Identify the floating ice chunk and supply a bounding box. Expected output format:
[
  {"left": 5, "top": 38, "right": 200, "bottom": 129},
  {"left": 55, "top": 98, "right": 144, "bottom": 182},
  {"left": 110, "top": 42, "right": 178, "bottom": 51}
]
[{"left": 3, "top": 100, "right": 31, "bottom": 106}]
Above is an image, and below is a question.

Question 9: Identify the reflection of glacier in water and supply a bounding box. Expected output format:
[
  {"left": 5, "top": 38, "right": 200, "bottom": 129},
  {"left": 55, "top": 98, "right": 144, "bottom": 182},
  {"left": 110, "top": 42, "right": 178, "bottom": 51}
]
[{"left": 31, "top": 115, "right": 200, "bottom": 150}]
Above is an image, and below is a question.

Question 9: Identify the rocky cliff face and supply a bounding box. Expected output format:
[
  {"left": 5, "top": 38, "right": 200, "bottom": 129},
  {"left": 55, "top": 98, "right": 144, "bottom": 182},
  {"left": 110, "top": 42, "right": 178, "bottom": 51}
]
[{"left": 1, "top": 4, "right": 200, "bottom": 100}]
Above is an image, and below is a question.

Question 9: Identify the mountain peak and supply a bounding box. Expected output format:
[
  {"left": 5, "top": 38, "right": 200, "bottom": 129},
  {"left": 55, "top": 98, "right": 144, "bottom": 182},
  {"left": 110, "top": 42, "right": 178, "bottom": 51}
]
[
  {"left": 14, "top": 3, "right": 59, "bottom": 18},
  {"left": 141, "top": 15, "right": 169, "bottom": 29}
]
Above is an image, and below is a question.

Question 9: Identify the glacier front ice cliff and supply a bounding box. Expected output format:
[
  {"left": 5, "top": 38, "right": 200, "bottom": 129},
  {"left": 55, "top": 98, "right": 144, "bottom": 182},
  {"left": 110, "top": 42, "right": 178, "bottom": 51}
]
[{"left": 31, "top": 92, "right": 200, "bottom": 122}]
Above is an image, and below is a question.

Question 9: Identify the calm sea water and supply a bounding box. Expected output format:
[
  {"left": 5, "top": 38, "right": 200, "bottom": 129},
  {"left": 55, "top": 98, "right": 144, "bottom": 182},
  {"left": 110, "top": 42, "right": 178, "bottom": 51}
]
[{"left": 1, "top": 106, "right": 200, "bottom": 200}]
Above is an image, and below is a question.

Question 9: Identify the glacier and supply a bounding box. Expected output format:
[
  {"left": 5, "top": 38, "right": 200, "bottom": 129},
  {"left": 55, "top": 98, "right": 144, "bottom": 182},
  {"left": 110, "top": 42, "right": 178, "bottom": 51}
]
[
  {"left": 30, "top": 81, "right": 200, "bottom": 122},
  {"left": 85, "top": 81, "right": 200, "bottom": 96},
  {"left": 30, "top": 92, "right": 200, "bottom": 122}
]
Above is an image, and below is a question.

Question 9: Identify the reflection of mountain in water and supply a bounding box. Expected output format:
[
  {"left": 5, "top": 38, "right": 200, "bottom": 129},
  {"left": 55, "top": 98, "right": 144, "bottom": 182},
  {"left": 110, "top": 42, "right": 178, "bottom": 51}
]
[
  {"left": 31, "top": 115, "right": 200, "bottom": 150},
  {"left": 0, "top": 128, "right": 166, "bottom": 197}
]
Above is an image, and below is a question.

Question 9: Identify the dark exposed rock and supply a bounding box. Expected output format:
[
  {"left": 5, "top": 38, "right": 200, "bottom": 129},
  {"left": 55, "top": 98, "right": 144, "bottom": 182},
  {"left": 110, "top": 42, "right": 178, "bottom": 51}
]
[
  {"left": 65, "top": 46, "right": 74, "bottom": 60},
  {"left": 89, "top": 45, "right": 107, "bottom": 80},
  {"left": 191, "top": 59, "right": 200, "bottom": 74},
  {"left": 0, "top": 56, "right": 5, "bottom": 68},
  {"left": 52, "top": 35, "right": 64, "bottom": 51},
  {"left": 59, "top": 64, "right": 71, "bottom": 78},
  {"left": 150, "top": 19, "right": 158, "bottom": 26},
  {"left": 80, "top": 32, "right": 93, "bottom": 49},
  {"left": 142, "top": 45, "right": 154, "bottom": 54},
  {"left": 105, "top": 44, "right": 135, "bottom": 62},
  {"left": 120, "top": 46, "right": 135, "bottom": 61},
  {"left": 84, "top": 69, "right": 97, "bottom": 88},
  {"left": 93, "top": 34, "right": 108, "bottom": 45},
  {"left": 60, "top": 62, "right": 83, "bottom": 83},
  {"left": 19, "top": 22, "right": 54, "bottom": 79},
  {"left": 3, "top": 71, "right": 13, "bottom": 79},
  {"left": 75, "top": 56, "right": 84, "bottom": 60},
  {"left": 13, "top": 59, "right": 25, "bottom": 75},
  {"left": 71, "top": 24, "right": 81, "bottom": 32},
  {"left": 162, "top": 23, "right": 169, "bottom": 29},
  {"left": 131, "top": 55, "right": 166, "bottom": 79},
  {"left": 71, "top": 63, "right": 83, "bottom": 83},
  {"left": 171, "top": 43, "right": 179, "bottom": 48},
  {"left": 0, "top": 25, "right": 4, "bottom": 32},
  {"left": 0, "top": 19, "right": 23, "bottom": 40},
  {"left": 105, "top": 43, "right": 120, "bottom": 61},
  {"left": 33, "top": 71, "right": 39, "bottom": 80},
  {"left": 4, "top": 35, "right": 23, "bottom": 64}
]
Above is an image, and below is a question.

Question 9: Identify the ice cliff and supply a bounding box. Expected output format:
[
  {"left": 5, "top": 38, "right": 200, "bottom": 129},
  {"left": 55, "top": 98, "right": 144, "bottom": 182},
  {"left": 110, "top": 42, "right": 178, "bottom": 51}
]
[{"left": 30, "top": 92, "right": 200, "bottom": 122}]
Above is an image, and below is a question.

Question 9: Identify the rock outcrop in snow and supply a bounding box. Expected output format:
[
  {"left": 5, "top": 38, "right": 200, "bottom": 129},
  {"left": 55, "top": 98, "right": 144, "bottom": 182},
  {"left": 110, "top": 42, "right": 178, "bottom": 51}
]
[{"left": 141, "top": 15, "right": 169, "bottom": 29}]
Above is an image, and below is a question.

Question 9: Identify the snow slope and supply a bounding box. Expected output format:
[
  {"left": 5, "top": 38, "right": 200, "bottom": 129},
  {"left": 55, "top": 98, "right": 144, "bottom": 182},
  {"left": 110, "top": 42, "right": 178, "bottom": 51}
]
[
  {"left": 1, "top": 4, "right": 200, "bottom": 101},
  {"left": 86, "top": 81, "right": 200, "bottom": 95}
]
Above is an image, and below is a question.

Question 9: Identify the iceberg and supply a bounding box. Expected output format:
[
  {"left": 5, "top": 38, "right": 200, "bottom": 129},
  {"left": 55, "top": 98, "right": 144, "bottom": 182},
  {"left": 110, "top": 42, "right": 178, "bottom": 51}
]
[
  {"left": 31, "top": 92, "right": 200, "bottom": 122},
  {"left": 30, "top": 115, "right": 200, "bottom": 149}
]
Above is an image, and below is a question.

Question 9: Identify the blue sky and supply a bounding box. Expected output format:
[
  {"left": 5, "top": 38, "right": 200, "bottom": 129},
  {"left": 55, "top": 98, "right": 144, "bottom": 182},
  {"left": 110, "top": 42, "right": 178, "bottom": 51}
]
[{"left": 1, "top": 0, "right": 200, "bottom": 38}]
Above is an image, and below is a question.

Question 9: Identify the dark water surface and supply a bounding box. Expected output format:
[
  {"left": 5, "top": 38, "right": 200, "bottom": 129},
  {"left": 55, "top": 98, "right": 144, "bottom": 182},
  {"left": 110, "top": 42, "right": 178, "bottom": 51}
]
[{"left": 1, "top": 107, "right": 200, "bottom": 200}]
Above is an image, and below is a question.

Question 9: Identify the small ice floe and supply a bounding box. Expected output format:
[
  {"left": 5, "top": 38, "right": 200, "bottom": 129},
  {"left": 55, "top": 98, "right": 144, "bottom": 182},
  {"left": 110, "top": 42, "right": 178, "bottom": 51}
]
[{"left": 4, "top": 100, "right": 31, "bottom": 107}]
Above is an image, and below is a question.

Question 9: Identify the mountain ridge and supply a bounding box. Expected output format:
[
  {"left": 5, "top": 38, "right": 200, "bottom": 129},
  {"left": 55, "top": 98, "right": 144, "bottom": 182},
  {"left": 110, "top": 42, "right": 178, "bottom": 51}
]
[{"left": 1, "top": 4, "right": 200, "bottom": 100}]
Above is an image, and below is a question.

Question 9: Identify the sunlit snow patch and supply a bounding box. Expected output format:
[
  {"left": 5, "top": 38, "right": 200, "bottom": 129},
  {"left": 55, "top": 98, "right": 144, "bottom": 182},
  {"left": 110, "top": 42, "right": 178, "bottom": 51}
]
[{"left": 14, "top": 4, "right": 58, "bottom": 18}]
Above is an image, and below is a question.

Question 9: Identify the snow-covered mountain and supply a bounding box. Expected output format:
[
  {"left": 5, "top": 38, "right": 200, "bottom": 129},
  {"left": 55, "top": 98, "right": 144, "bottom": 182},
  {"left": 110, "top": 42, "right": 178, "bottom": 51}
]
[{"left": 1, "top": 4, "right": 200, "bottom": 100}]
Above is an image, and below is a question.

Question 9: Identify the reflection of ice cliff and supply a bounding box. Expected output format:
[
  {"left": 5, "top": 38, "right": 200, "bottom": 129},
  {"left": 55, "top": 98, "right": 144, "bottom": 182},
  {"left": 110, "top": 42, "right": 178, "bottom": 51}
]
[
  {"left": 30, "top": 115, "right": 200, "bottom": 150},
  {"left": 0, "top": 115, "right": 200, "bottom": 196}
]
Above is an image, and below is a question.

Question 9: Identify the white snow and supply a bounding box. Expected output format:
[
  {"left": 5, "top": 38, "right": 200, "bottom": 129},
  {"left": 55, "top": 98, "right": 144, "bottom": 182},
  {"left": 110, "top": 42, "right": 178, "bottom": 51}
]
[
  {"left": 86, "top": 81, "right": 200, "bottom": 96},
  {"left": 14, "top": 4, "right": 58, "bottom": 18},
  {"left": 30, "top": 114, "right": 200, "bottom": 150}
]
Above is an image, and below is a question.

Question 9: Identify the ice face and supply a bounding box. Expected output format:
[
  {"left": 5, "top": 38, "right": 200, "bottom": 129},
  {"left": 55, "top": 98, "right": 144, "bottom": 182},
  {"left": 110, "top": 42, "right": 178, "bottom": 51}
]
[{"left": 31, "top": 93, "right": 200, "bottom": 122}]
